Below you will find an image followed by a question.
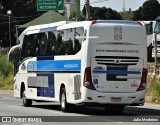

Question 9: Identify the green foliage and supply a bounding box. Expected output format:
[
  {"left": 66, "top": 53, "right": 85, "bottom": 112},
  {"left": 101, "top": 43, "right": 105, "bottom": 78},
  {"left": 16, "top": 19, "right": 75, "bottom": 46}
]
[
  {"left": 120, "top": 9, "right": 134, "bottom": 20},
  {"left": 0, "top": 55, "right": 14, "bottom": 90},
  {"left": 69, "top": 9, "right": 85, "bottom": 21},
  {"left": 152, "top": 82, "right": 160, "bottom": 98},
  {"left": 0, "top": 3, "right": 3, "bottom": 10},
  {"left": 0, "top": 0, "right": 43, "bottom": 47},
  {"left": 82, "top": 6, "right": 122, "bottom": 20},
  {"left": 133, "top": 0, "right": 160, "bottom": 20},
  {"left": 0, "top": 74, "right": 14, "bottom": 90},
  {"left": 0, "top": 55, "right": 14, "bottom": 77}
]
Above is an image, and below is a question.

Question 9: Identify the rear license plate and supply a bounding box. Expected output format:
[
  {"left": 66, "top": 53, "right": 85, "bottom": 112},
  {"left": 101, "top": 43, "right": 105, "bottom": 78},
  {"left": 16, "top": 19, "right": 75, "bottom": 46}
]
[{"left": 111, "top": 97, "right": 122, "bottom": 102}]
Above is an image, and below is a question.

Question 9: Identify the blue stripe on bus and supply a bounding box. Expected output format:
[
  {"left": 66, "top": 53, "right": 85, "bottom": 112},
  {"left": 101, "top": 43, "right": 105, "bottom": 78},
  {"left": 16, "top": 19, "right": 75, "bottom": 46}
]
[
  {"left": 28, "top": 60, "right": 81, "bottom": 72},
  {"left": 37, "top": 56, "right": 54, "bottom": 61},
  {"left": 93, "top": 70, "right": 141, "bottom": 74},
  {"left": 40, "top": 26, "right": 57, "bottom": 33}
]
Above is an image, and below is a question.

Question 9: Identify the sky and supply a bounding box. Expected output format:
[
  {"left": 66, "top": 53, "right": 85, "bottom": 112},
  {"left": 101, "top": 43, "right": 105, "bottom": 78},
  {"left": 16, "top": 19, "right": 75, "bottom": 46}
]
[{"left": 80, "top": 0, "right": 160, "bottom": 12}]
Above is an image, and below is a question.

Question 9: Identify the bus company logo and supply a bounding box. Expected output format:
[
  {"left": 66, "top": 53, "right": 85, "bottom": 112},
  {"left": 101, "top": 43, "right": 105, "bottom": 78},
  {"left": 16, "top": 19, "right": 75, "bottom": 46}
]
[
  {"left": 115, "top": 60, "right": 120, "bottom": 64},
  {"left": 21, "top": 63, "right": 26, "bottom": 70},
  {"left": 2, "top": 117, "right": 11, "bottom": 122}
]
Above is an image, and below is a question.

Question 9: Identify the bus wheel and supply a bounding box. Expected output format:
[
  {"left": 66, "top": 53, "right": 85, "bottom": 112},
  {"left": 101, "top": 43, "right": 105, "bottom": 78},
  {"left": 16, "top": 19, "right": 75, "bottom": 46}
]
[
  {"left": 22, "top": 86, "right": 32, "bottom": 107},
  {"left": 105, "top": 105, "right": 124, "bottom": 114},
  {"left": 60, "top": 87, "right": 70, "bottom": 112}
]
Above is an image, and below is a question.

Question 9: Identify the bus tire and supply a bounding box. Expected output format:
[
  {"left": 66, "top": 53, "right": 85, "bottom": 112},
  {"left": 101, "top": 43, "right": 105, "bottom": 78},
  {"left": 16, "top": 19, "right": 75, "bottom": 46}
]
[
  {"left": 105, "top": 105, "right": 124, "bottom": 114},
  {"left": 22, "top": 86, "right": 32, "bottom": 107},
  {"left": 60, "top": 87, "right": 70, "bottom": 112}
]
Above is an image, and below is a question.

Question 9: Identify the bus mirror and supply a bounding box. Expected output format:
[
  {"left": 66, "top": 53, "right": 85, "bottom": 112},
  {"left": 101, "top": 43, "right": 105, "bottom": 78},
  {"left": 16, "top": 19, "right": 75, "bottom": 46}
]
[
  {"left": 149, "top": 22, "right": 153, "bottom": 34},
  {"left": 146, "top": 22, "right": 153, "bottom": 35},
  {"left": 17, "top": 40, "right": 20, "bottom": 45}
]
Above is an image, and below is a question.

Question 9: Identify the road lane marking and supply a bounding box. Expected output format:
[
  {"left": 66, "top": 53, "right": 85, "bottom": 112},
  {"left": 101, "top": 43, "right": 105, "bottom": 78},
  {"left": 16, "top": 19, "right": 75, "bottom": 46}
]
[
  {"left": 102, "top": 119, "right": 117, "bottom": 122},
  {"left": 9, "top": 106, "right": 21, "bottom": 109},
  {"left": 117, "top": 122, "right": 123, "bottom": 124},
  {"left": 49, "top": 110, "right": 64, "bottom": 115}
]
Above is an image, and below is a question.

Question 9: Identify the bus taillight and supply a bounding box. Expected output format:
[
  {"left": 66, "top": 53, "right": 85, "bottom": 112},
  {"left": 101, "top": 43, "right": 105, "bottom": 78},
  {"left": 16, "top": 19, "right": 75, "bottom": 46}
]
[
  {"left": 137, "top": 21, "right": 143, "bottom": 26},
  {"left": 137, "top": 68, "right": 147, "bottom": 91},
  {"left": 83, "top": 67, "right": 96, "bottom": 90},
  {"left": 92, "top": 20, "right": 97, "bottom": 25}
]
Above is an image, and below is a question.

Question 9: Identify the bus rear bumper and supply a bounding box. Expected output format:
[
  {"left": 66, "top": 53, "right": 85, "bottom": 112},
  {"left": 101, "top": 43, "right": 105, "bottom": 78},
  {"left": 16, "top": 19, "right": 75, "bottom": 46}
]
[{"left": 83, "top": 89, "right": 146, "bottom": 105}]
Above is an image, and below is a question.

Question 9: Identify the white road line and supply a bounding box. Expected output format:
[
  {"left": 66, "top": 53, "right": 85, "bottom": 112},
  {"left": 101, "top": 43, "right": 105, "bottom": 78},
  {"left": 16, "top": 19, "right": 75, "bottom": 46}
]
[
  {"left": 117, "top": 122, "right": 124, "bottom": 124},
  {"left": 49, "top": 110, "right": 64, "bottom": 115},
  {"left": 102, "top": 119, "right": 116, "bottom": 122},
  {"left": 9, "top": 105, "right": 22, "bottom": 109}
]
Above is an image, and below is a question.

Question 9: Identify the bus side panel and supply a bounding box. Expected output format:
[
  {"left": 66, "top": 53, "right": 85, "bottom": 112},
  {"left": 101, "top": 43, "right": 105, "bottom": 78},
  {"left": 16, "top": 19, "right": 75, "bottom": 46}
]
[{"left": 14, "top": 74, "right": 21, "bottom": 98}]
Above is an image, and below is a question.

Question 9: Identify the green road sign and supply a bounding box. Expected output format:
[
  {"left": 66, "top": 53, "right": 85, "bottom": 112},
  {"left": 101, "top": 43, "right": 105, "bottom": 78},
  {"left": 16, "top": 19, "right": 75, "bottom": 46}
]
[{"left": 37, "top": 0, "right": 64, "bottom": 11}]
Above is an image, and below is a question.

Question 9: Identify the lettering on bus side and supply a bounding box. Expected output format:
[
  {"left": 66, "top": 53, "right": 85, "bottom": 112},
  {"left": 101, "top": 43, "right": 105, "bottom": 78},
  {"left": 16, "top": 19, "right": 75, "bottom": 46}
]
[{"left": 64, "top": 64, "right": 78, "bottom": 68}]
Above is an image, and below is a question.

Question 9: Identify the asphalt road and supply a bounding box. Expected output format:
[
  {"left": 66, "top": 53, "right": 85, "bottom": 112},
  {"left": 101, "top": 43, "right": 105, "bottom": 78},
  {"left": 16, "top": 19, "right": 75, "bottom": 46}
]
[{"left": 0, "top": 90, "right": 160, "bottom": 125}]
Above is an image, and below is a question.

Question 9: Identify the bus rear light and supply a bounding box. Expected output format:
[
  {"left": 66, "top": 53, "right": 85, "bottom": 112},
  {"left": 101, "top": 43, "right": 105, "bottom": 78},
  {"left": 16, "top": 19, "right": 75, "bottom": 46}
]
[
  {"left": 137, "top": 21, "right": 143, "bottom": 26},
  {"left": 137, "top": 68, "right": 147, "bottom": 91},
  {"left": 83, "top": 67, "right": 96, "bottom": 90},
  {"left": 92, "top": 20, "right": 97, "bottom": 25}
]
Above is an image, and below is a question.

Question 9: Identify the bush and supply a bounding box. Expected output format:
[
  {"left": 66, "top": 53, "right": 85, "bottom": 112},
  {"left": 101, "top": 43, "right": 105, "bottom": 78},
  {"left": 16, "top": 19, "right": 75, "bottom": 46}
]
[
  {"left": 152, "top": 82, "right": 160, "bottom": 97},
  {"left": 0, "top": 55, "right": 14, "bottom": 77},
  {"left": 0, "top": 55, "right": 14, "bottom": 90}
]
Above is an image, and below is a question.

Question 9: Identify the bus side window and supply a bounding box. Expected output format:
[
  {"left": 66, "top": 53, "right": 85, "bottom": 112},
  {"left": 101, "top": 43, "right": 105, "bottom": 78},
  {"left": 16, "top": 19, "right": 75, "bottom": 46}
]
[
  {"left": 61, "top": 27, "right": 84, "bottom": 55},
  {"left": 48, "top": 32, "right": 56, "bottom": 55},
  {"left": 74, "top": 27, "right": 83, "bottom": 54},
  {"left": 21, "top": 34, "right": 37, "bottom": 60},
  {"left": 46, "top": 27, "right": 84, "bottom": 56},
  {"left": 37, "top": 33, "right": 48, "bottom": 56}
]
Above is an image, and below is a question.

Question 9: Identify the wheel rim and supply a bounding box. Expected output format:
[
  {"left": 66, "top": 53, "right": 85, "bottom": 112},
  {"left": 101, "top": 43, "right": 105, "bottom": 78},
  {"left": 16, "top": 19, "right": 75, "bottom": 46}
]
[
  {"left": 61, "top": 93, "right": 65, "bottom": 108},
  {"left": 22, "top": 89, "right": 26, "bottom": 102}
]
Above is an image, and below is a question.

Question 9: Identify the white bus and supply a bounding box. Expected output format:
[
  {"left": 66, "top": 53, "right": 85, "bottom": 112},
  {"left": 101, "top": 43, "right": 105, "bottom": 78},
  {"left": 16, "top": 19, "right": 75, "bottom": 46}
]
[{"left": 11, "top": 20, "right": 147, "bottom": 113}]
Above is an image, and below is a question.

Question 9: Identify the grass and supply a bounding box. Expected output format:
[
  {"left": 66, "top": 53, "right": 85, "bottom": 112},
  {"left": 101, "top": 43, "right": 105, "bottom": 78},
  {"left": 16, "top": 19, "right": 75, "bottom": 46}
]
[
  {"left": 152, "top": 81, "right": 160, "bottom": 103},
  {"left": 0, "top": 55, "right": 14, "bottom": 90},
  {"left": 0, "top": 74, "right": 14, "bottom": 90}
]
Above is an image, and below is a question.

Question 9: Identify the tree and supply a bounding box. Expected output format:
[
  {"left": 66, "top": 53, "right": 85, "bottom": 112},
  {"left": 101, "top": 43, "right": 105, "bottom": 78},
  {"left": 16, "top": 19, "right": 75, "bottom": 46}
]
[
  {"left": 105, "top": 8, "right": 121, "bottom": 20},
  {"left": 0, "top": 3, "right": 3, "bottom": 10},
  {"left": 0, "top": 0, "right": 43, "bottom": 47},
  {"left": 82, "top": 6, "right": 121, "bottom": 20},
  {"left": 69, "top": 9, "right": 85, "bottom": 21},
  {"left": 133, "top": 0, "right": 160, "bottom": 20},
  {"left": 120, "top": 9, "right": 134, "bottom": 20}
]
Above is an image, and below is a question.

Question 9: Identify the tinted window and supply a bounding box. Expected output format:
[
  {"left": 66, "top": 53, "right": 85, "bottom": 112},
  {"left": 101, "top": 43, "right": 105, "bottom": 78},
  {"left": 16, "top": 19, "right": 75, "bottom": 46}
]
[
  {"left": 48, "top": 27, "right": 83, "bottom": 55},
  {"left": 21, "top": 34, "right": 39, "bottom": 59},
  {"left": 21, "top": 27, "right": 84, "bottom": 59}
]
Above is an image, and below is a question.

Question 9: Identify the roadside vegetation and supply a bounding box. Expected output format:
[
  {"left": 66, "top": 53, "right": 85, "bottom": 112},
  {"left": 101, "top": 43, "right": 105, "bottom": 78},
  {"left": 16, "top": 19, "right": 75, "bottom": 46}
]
[
  {"left": 0, "top": 55, "right": 14, "bottom": 90},
  {"left": 146, "top": 63, "right": 160, "bottom": 104},
  {"left": 152, "top": 81, "right": 160, "bottom": 103}
]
